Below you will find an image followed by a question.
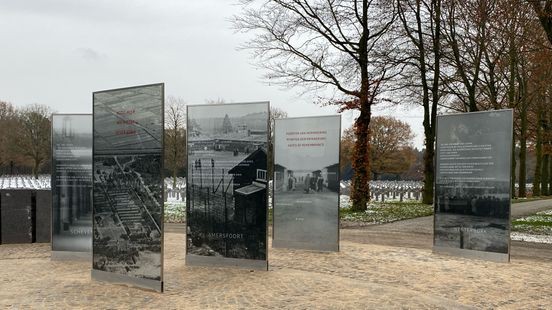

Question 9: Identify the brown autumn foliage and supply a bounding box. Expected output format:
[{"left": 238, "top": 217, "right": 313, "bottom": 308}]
[
  {"left": 369, "top": 116, "right": 416, "bottom": 179},
  {"left": 341, "top": 116, "right": 416, "bottom": 180}
]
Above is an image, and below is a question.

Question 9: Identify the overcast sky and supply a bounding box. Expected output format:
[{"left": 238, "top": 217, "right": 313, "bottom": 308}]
[{"left": 0, "top": 0, "right": 425, "bottom": 148}]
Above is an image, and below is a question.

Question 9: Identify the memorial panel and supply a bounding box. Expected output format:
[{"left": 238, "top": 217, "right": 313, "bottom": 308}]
[
  {"left": 272, "top": 116, "right": 341, "bottom": 251},
  {"left": 186, "top": 102, "right": 269, "bottom": 270},
  {"left": 92, "top": 83, "right": 164, "bottom": 291},
  {"left": 51, "top": 114, "right": 92, "bottom": 254},
  {"left": 434, "top": 109, "right": 513, "bottom": 262},
  {"left": 0, "top": 190, "right": 32, "bottom": 244}
]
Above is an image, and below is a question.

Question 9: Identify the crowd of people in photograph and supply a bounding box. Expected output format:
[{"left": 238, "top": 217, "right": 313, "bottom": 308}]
[{"left": 286, "top": 171, "right": 326, "bottom": 193}]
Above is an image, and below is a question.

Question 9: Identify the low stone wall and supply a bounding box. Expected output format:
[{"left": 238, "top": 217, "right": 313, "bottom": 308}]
[{"left": 0, "top": 189, "right": 51, "bottom": 244}]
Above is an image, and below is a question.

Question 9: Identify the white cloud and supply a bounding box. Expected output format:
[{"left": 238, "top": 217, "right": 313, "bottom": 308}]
[{"left": 74, "top": 47, "right": 105, "bottom": 61}]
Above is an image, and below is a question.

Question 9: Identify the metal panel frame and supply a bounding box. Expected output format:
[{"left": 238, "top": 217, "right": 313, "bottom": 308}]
[
  {"left": 91, "top": 83, "right": 164, "bottom": 292},
  {"left": 185, "top": 101, "right": 270, "bottom": 270},
  {"left": 271, "top": 115, "right": 341, "bottom": 252},
  {"left": 50, "top": 113, "right": 93, "bottom": 257},
  {"left": 432, "top": 109, "right": 513, "bottom": 263},
  {"left": 91, "top": 269, "right": 163, "bottom": 292}
]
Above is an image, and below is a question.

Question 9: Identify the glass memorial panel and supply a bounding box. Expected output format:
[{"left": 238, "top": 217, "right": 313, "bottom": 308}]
[
  {"left": 92, "top": 84, "right": 164, "bottom": 291},
  {"left": 51, "top": 114, "right": 93, "bottom": 254},
  {"left": 186, "top": 102, "right": 269, "bottom": 270},
  {"left": 434, "top": 109, "right": 513, "bottom": 262},
  {"left": 272, "top": 116, "right": 341, "bottom": 251}
]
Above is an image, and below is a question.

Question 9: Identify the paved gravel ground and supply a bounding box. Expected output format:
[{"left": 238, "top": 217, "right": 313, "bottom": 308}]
[
  {"left": 1, "top": 200, "right": 552, "bottom": 309},
  {"left": 0, "top": 230, "right": 551, "bottom": 308}
]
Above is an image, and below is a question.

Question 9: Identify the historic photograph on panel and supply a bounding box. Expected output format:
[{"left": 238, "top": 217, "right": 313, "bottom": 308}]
[
  {"left": 52, "top": 114, "right": 93, "bottom": 253},
  {"left": 434, "top": 110, "right": 513, "bottom": 258},
  {"left": 92, "top": 84, "right": 163, "bottom": 284},
  {"left": 186, "top": 102, "right": 269, "bottom": 263},
  {"left": 272, "top": 116, "right": 341, "bottom": 251}
]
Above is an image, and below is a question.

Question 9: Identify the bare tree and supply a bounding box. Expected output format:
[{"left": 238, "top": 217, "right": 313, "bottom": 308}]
[
  {"left": 269, "top": 106, "right": 288, "bottom": 134},
  {"left": 234, "top": 0, "right": 401, "bottom": 211},
  {"left": 0, "top": 101, "right": 17, "bottom": 170},
  {"left": 10, "top": 104, "right": 51, "bottom": 178},
  {"left": 165, "top": 96, "right": 187, "bottom": 189},
  {"left": 530, "top": 0, "right": 552, "bottom": 45},
  {"left": 268, "top": 107, "right": 289, "bottom": 178},
  {"left": 397, "top": 0, "right": 443, "bottom": 203},
  {"left": 440, "top": 0, "right": 497, "bottom": 112}
]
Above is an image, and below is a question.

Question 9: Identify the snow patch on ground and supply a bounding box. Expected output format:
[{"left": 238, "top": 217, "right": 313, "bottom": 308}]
[
  {"left": 511, "top": 232, "right": 552, "bottom": 244},
  {"left": 165, "top": 201, "right": 186, "bottom": 223}
]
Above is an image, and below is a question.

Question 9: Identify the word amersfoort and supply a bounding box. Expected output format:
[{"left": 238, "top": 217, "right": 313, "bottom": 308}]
[
  {"left": 202, "top": 233, "right": 244, "bottom": 240},
  {"left": 453, "top": 227, "right": 488, "bottom": 234}
]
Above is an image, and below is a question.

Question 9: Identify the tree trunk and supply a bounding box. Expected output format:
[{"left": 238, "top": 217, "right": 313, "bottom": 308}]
[
  {"left": 542, "top": 154, "right": 549, "bottom": 196},
  {"left": 32, "top": 159, "right": 40, "bottom": 179},
  {"left": 533, "top": 113, "right": 543, "bottom": 196},
  {"left": 518, "top": 138, "right": 526, "bottom": 197},
  {"left": 511, "top": 137, "right": 516, "bottom": 198},
  {"left": 422, "top": 135, "right": 435, "bottom": 204},
  {"left": 549, "top": 154, "right": 552, "bottom": 196},
  {"left": 350, "top": 0, "right": 371, "bottom": 212},
  {"left": 351, "top": 106, "right": 371, "bottom": 211},
  {"left": 507, "top": 29, "right": 516, "bottom": 198},
  {"left": 422, "top": 0, "right": 441, "bottom": 205},
  {"left": 518, "top": 105, "right": 528, "bottom": 197}
]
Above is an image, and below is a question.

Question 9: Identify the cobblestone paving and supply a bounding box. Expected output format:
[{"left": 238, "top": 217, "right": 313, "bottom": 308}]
[{"left": 1, "top": 232, "right": 551, "bottom": 309}]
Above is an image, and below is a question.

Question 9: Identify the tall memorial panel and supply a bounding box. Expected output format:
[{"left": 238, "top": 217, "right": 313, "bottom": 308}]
[
  {"left": 434, "top": 109, "right": 513, "bottom": 262},
  {"left": 186, "top": 102, "right": 269, "bottom": 270},
  {"left": 0, "top": 190, "right": 32, "bottom": 244},
  {"left": 272, "top": 116, "right": 341, "bottom": 251},
  {"left": 92, "top": 84, "right": 164, "bottom": 291},
  {"left": 51, "top": 114, "right": 92, "bottom": 257}
]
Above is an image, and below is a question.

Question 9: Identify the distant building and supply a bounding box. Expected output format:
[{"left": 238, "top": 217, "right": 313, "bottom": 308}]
[
  {"left": 248, "top": 129, "right": 268, "bottom": 136},
  {"left": 273, "top": 164, "right": 287, "bottom": 192},
  {"left": 322, "top": 163, "right": 340, "bottom": 192},
  {"left": 228, "top": 148, "right": 267, "bottom": 225}
]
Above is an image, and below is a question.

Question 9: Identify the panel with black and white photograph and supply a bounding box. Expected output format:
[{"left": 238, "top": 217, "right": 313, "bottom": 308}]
[
  {"left": 52, "top": 114, "right": 93, "bottom": 254},
  {"left": 186, "top": 102, "right": 269, "bottom": 266},
  {"left": 272, "top": 116, "right": 341, "bottom": 252},
  {"left": 434, "top": 110, "right": 513, "bottom": 260},
  {"left": 92, "top": 84, "right": 164, "bottom": 290}
]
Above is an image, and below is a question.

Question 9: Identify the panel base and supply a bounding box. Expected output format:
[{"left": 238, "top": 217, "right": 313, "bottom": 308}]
[
  {"left": 51, "top": 251, "right": 90, "bottom": 261},
  {"left": 272, "top": 239, "right": 339, "bottom": 252},
  {"left": 433, "top": 246, "right": 510, "bottom": 263},
  {"left": 186, "top": 254, "right": 268, "bottom": 271},
  {"left": 91, "top": 269, "right": 163, "bottom": 292}
]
